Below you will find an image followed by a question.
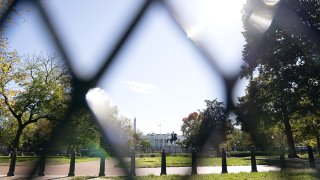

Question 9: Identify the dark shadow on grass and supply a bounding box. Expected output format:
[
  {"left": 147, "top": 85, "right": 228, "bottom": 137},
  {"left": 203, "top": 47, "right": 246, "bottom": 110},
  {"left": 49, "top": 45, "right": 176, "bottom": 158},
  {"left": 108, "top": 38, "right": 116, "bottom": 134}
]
[
  {"left": 256, "top": 158, "right": 280, "bottom": 166},
  {"left": 78, "top": 176, "right": 97, "bottom": 179},
  {"left": 43, "top": 176, "right": 69, "bottom": 180},
  {"left": 256, "top": 157, "right": 314, "bottom": 169}
]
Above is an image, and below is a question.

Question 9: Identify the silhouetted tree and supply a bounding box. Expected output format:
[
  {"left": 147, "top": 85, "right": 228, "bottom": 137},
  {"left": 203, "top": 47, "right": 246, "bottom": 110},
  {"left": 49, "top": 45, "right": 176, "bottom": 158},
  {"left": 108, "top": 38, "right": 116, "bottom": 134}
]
[
  {"left": 198, "top": 99, "right": 233, "bottom": 153},
  {"left": 240, "top": 0, "right": 320, "bottom": 158}
]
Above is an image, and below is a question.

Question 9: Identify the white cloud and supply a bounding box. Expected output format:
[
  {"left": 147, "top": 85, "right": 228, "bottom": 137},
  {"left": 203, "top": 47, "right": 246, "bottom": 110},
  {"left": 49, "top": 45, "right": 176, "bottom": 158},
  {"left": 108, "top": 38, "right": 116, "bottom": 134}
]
[{"left": 122, "top": 80, "right": 158, "bottom": 94}]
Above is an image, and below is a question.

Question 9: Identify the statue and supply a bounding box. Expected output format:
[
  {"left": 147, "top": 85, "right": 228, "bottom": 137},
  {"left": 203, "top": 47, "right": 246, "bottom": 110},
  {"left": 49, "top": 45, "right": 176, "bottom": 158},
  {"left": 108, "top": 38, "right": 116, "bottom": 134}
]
[{"left": 168, "top": 131, "right": 179, "bottom": 144}]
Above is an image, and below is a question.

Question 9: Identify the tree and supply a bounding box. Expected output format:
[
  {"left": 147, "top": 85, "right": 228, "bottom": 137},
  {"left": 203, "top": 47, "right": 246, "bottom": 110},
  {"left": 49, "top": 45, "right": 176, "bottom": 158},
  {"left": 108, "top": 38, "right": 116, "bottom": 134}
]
[
  {"left": 181, "top": 111, "right": 202, "bottom": 149},
  {"left": 291, "top": 113, "right": 320, "bottom": 154},
  {"left": 225, "top": 129, "right": 253, "bottom": 151},
  {"left": 0, "top": 50, "right": 71, "bottom": 174},
  {"left": 236, "top": 74, "right": 302, "bottom": 151},
  {"left": 240, "top": 0, "right": 320, "bottom": 158},
  {"left": 238, "top": 72, "right": 301, "bottom": 157},
  {"left": 198, "top": 99, "right": 233, "bottom": 153},
  {"left": 236, "top": 93, "right": 272, "bottom": 150},
  {"left": 138, "top": 139, "right": 151, "bottom": 152},
  {"left": 0, "top": 115, "right": 16, "bottom": 147},
  {"left": 181, "top": 100, "right": 233, "bottom": 152},
  {"left": 55, "top": 109, "right": 101, "bottom": 151},
  {"left": 20, "top": 119, "right": 53, "bottom": 153}
]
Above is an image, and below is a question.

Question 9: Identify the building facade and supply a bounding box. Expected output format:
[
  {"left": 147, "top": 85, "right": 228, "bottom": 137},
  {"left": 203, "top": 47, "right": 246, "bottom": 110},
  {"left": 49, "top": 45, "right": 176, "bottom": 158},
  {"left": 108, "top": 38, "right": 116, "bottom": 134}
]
[{"left": 142, "top": 133, "right": 184, "bottom": 153}]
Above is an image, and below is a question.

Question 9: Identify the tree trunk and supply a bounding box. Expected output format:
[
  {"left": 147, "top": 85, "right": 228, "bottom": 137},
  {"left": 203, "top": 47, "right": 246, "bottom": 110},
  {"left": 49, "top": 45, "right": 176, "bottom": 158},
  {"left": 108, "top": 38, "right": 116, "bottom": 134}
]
[
  {"left": 12, "top": 127, "right": 23, "bottom": 151},
  {"left": 7, "top": 127, "right": 23, "bottom": 176},
  {"left": 283, "top": 117, "right": 298, "bottom": 158}
]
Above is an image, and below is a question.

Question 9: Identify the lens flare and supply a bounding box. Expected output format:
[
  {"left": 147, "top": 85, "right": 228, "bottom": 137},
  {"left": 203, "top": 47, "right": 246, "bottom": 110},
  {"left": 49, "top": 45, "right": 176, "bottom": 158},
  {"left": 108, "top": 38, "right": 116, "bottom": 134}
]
[
  {"left": 248, "top": 10, "right": 274, "bottom": 33},
  {"left": 248, "top": 1, "right": 279, "bottom": 34},
  {"left": 186, "top": 25, "right": 203, "bottom": 41},
  {"left": 263, "top": 0, "right": 280, "bottom": 6},
  {"left": 86, "top": 87, "right": 115, "bottom": 119},
  {"left": 86, "top": 87, "right": 128, "bottom": 147}
]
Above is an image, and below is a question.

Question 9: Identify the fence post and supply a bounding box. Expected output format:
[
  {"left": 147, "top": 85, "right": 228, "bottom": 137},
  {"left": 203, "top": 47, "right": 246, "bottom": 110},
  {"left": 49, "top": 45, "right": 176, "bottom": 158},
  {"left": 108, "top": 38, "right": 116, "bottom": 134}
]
[
  {"left": 160, "top": 149, "right": 167, "bottom": 175},
  {"left": 191, "top": 148, "right": 197, "bottom": 175},
  {"left": 38, "top": 148, "right": 46, "bottom": 176},
  {"left": 68, "top": 149, "right": 75, "bottom": 177},
  {"left": 130, "top": 148, "right": 136, "bottom": 176},
  {"left": 280, "top": 148, "right": 286, "bottom": 170},
  {"left": 7, "top": 148, "right": 17, "bottom": 176},
  {"left": 98, "top": 151, "right": 105, "bottom": 176},
  {"left": 221, "top": 148, "right": 228, "bottom": 174},
  {"left": 307, "top": 145, "right": 316, "bottom": 169},
  {"left": 250, "top": 146, "right": 257, "bottom": 172}
]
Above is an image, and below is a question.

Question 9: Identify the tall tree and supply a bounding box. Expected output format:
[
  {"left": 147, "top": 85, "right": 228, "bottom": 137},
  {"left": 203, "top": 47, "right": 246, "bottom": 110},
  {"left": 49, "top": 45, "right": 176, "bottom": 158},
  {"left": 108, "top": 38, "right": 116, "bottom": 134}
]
[
  {"left": 240, "top": 0, "right": 320, "bottom": 158},
  {"left": 181, "top": 111, "right": 202, "bottom": 149},
  {"left": 236, "top": 92, "right": 271, "bottom": 150},
  {"left": 198, "top": 99, "right": 233, "bottom": 153},
  {"left": 181, "top": 100, "right": 233, "bottom": 152},
  {"left": 0, "top": 50, "right": 71, "bottom": 175}
]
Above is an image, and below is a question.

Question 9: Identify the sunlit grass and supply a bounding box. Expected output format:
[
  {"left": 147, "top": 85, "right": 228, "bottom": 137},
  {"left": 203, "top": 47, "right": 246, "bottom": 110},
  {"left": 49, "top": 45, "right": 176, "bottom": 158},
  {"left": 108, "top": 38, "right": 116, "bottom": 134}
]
[
  {"left": 72, "top": 169, "right": 320, "bottom": 180},
  {"left": 117, "top": 155, "right": 317, "bottom": 168},
  {"left": 118, "top": 156, "right": 281, "bottom": 168}
]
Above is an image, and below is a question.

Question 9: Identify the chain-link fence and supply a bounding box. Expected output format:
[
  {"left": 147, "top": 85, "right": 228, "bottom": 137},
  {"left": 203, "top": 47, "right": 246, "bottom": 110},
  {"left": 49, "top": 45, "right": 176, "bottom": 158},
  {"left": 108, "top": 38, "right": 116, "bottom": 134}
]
[{"left": 0, "top": 0, "right": 319, "bottom": 179}]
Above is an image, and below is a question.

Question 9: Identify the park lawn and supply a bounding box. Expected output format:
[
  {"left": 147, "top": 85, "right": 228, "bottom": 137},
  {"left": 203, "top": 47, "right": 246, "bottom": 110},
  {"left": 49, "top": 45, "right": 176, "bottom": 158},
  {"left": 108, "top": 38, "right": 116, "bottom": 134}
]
[
  {"left": 0, "top": 156, "right": 99, "bottom": 166},
  {"left": 46, "top": 157, "right": 99, "bottom": 165},
  {"left": 131, "top": 156, "right": 315, "bottom": 168},
  {"left": 72, "top": 169, "right": 320, "bottom": 180},
  {"left": 0, "top": 156, "right": 37, "bottom": 166},
  {"left": 123, "top": 156, "right": 280, "bottom": 168}
]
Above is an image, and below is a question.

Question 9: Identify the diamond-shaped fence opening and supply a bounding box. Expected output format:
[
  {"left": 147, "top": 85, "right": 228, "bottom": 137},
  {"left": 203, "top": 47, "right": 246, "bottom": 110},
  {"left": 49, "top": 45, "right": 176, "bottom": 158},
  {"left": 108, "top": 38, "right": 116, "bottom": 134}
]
[{"left": 0, "top": 0, "right": 319, "bottom": 179}]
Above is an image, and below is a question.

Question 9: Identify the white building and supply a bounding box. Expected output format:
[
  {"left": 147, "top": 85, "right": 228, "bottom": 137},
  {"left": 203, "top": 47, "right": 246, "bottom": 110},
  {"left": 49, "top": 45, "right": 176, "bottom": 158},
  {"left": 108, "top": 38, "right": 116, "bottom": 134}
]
[{"left": 142, "top": 133, "right": 184, "bottom": 152}]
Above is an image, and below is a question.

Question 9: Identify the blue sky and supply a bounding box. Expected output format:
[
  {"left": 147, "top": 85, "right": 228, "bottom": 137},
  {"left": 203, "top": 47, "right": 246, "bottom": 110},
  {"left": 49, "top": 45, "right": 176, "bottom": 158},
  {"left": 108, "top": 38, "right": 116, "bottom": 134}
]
[{"left": 5, "top": 0, "right": 247, "bottom": 135}]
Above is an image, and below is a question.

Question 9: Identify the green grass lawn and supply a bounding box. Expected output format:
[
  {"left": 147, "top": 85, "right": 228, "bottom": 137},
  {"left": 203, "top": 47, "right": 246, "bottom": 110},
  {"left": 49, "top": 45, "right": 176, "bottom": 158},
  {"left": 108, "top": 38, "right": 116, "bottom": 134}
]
[
  {"left": 117, "top": 155, "right": 316, "bottom": 168},
  {"left": 123, "top": 156, "right": 280, "bottom": 168},
  {"left": 0, "top": 156, "right": 99, "bottom": 166},
  {"left": 71, "top": 169, "right": 320, "bottom": 180},
  {"left": 0, "top": 156, "right": 37, "bottom": 166}
]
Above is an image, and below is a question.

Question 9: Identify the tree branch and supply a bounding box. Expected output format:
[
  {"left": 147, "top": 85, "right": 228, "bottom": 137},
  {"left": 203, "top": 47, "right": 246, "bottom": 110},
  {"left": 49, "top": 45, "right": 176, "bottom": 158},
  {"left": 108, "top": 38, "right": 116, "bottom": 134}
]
[
  {"left": 27, "top": 107, "right": 35, "bottom": 122},
  {"left": 21, "top": 99, "right": 41, "bottom": 117},
  {"left": 22, "top": 115, "right": 49, "bottom": 128},
  {"left": 0, "top": 89, "right": 22, "bottom": 125}
]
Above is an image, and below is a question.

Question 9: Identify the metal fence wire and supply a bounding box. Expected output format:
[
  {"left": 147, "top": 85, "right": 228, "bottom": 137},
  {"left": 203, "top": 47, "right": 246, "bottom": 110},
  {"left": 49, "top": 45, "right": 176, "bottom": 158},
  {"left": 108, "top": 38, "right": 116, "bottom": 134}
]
[{"left": 0, "top": 0, "right": 319, "bottom": 179}]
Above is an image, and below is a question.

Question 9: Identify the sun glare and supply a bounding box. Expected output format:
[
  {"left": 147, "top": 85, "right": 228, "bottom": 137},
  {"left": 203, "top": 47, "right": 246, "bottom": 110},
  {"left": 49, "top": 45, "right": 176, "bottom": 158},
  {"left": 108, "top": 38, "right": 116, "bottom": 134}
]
[
  {"left": 248, "top": 11, "right": 274, "bottom": 33},
  {"left": 186, "top": 25, "right": 203, "bottom": 40},
  {"left": 263, "top": 0, "right": 280, "bottom": 6},
  {"left": 86, "top": 87, "right": 125, "bottom": 145},
  {"left": 248, "top": 0, "right": 280, "bottom": 34},
  {"left": 184, "top": 0, "right": 245, "bottom": 41},
  {"left": 86, "top": 87, "right": 115, "bottom": 120}
]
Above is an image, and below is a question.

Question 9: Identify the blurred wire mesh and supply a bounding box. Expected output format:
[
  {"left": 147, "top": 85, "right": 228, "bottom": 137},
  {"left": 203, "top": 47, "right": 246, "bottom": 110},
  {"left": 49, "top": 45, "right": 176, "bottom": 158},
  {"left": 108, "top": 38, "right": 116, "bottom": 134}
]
[{"left": 1, "top": 0, "right": 317, "bottom": 179}]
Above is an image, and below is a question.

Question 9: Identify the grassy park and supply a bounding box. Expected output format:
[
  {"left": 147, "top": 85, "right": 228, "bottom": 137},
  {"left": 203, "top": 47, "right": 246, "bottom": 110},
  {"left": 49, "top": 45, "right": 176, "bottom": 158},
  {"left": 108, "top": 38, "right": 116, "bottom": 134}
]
[
  {"left": 71, "top": 169, "right": 320, "bottom": 180},
  {"left": 1, "top": 153, "right": 316, "bottom": 168},
  {"left": 0, "top": 156, "right": 99, "bottom": 166},
  {"left": 113, "top": 153, "right": 316, "bottom": 168},
  {"left": 132, "top": 156, "right": 273, "bottom": 168}
]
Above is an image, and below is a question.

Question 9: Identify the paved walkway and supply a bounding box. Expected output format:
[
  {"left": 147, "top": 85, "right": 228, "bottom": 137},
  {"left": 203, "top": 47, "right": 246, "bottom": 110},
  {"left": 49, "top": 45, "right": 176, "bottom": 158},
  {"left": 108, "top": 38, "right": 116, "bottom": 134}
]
[{"left": 0, "top": 158, "right": 281, "bottom": 179}]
